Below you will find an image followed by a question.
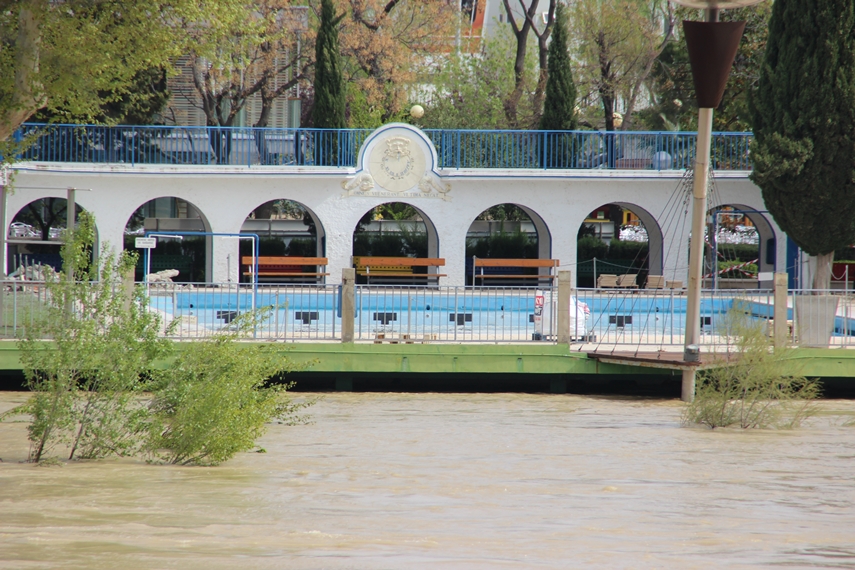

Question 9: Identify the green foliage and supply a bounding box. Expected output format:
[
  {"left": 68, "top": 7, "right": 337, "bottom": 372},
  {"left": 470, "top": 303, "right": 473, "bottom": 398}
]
[
  {"left": 127, "top": 236, "right": 206, "bottom": 282},
  {"left": 717, "top": 243, "right": 760, "bottom": 263},
  {"left": 476, "top": 204, "right": 529, "bottom": 222},
  {"left": 0, "top": 1, "right": 193, "bottom": 140},
  {"left": 419, "top": 28, "right": 541, "bottom": 130},
  {"left": 33, "top": 67, "right": 170, "bottom": 125},
  {"left": 346, "top": 83, "right": 408, "bottom": 129},
  {"left": 466, "top": 231, "right": 537, "bottom": 259},
  {"left": 683, "top": 309, "right": 820, "bottom": 429},
  {"left": 145, "top": 312, "right": 310, "bottom": 466},
  {"left": 835, "top": 248, "right": 855, "bottom": 262},
  {"left": 539, "top": 3, "right": 577, "bottom": 132},
  {"left": 312, "top": 0, "right": 345, "bottom": 130},
  {"left": 717, "top": 260, "right": 758, "bottom": 279},
  {"left": 353, "top": 232, "right": 427, "bottom": 257},
  {"left": 749, "top": 0, "right": 855, "bottom": 258},
  {"left": 643, "top": 5, "right": 771, "bottom": 132},
  {"left": 9, "top": 213, "right": 310, "bottom": 466},
  {"left": 15, "top": 212, "right": 172, "bottom": 462},
  {"left": 608, "top": 240, "right": 648, "bottom": 261},
  {"left": 287, "top": 238, "right": 318, "bottom": 257},
  {"left": 577, "top": 236, "right": 609, "bottom": 260}
]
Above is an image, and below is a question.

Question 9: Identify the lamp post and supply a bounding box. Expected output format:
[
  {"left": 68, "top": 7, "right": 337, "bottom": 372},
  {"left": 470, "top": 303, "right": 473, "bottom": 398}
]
[{"left": 674, "top": 0, "right": 765, "bottom": 402}]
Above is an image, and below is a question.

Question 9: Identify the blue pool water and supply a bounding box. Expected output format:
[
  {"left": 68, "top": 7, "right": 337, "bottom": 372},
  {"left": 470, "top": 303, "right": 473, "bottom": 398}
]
[
  {"left": 152, "top": 289, "right": 770, "bottom": 338},
  {"left": 149, "top": 289, "right": 855, "bottom": 338}
]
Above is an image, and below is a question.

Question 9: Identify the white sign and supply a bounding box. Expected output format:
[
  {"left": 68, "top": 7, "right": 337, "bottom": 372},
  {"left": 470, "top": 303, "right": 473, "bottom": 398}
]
[
  {"left": 135, "top": 237, "right": 157, "bottom": 249},
  {"left": 757, "top": 272, "right": 774, "bottom": 282}
]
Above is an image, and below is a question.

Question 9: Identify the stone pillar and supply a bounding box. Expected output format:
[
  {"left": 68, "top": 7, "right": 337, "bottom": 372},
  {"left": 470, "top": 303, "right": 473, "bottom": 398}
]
[
  {"left": 341, "top": 267, "right": 355, "bottom": 343},
  {"left": 773, "top": 272, "right": 789, "bottom": 347},
  {"left": 557, "top": 270, "right": 571, "bottom": 345}
]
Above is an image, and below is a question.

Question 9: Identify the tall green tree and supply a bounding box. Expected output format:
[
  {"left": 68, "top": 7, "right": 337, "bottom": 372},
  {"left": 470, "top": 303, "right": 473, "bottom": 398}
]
[
  {"left": 311, "top": 0, "right": 345, "bottom": 129},
  {"left": 539, "top": 2, "right": 576, "bottom": 131},
  {"left": 749, "top": 0, "right": 855, "bottom": 288},
  {"left": 0, "top": 1, "right": 194, "bottom": 142}
]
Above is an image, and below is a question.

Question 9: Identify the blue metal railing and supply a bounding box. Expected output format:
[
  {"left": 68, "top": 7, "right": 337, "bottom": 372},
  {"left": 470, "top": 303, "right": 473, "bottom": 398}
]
[{"left": 15, "top": 123, "right": 753, "bottom": 171}]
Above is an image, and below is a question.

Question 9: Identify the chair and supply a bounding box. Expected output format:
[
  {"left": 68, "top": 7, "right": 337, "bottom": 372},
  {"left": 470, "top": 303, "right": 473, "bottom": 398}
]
[
  {"left": 646, "top": 275, "right": 665, "bottom": 289},
  {"left": 616, "top": 274, "right": 639, "bottom": 289},
  {"left": 666, "top": 280, "right": 684, "bottom": 290},
  {"left": 597, "top": 274, "right": 618, "bottom": 288}
]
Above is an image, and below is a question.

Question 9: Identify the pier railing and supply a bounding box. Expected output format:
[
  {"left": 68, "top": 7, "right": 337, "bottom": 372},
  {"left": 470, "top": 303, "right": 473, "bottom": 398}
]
[
  {"left": 15, "top": 123, "right": 753, "bottom": 171},
  {"left": 1, "top": 280, "right": 852, "bottom": 350}
]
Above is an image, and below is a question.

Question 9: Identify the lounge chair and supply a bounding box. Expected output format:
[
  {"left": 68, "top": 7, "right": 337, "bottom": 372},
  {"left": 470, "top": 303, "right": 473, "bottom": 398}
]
[
  {"left": 597, "top": 274, "right": 618, "bottom": 288},
  {"left": 616, "top": 274, "right": 639, "bottom": 289}
]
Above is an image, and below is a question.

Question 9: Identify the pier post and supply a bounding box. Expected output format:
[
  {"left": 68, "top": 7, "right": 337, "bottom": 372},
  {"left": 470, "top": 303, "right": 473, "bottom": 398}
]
[
  {"left": 557, "top": 270, "right": 571, "bottom": 345},
  {"left": 341, "top": 268, "right": 355, "bottom": 343},
  {"left": 773, "top": 272, "right": 789, "bottom": 347}
]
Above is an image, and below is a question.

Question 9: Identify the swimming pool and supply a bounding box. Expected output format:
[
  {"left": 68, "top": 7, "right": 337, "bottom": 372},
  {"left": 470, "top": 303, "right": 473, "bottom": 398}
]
[{"left": 147, "top": 285, "right": 764, "bottom": 345}]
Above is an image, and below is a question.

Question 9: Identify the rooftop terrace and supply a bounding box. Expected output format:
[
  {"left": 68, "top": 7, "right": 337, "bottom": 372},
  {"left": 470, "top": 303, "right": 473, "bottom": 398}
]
[{"left": 16, "top": 123, "right": 753, "bottom": 171}]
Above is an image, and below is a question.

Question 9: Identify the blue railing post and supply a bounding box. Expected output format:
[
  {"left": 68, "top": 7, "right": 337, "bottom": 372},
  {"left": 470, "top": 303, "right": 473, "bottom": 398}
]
[
  {"left": 542, "top": 131, "right": 548, "bottom": 170},
  {"left": 456, "top": 130, "right": 461, "bottom": 169}
]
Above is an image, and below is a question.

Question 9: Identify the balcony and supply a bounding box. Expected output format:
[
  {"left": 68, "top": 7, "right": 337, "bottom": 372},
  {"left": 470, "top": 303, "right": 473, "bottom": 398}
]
[{"left": 14, "top": 123, "right": 753, "bottom": 171}]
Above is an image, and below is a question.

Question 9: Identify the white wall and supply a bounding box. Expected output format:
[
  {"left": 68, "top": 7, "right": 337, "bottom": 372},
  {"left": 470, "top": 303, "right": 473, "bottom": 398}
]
[{"left": 7, "top": 124, "right": 776, "bottom": 287}]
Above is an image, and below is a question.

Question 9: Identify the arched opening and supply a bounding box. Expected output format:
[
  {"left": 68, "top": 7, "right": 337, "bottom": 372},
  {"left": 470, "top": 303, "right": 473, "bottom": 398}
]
[
  {"left": 352, "top": 202, "right": 438, "bottom": 284},
  {"left": 707, "top": 204, "right": 774, "bottom": 288},
  {"left": 240, "top": 199, "right": 326, "bottom": 283},
  {"left": 576, "top": 203, "right": 663, "bottom": 288},
  {"left": 465, "top": 204, "right": 551, "bottom": 286},
  {"left": 8, "top": 198, "right": 87, "bottom": 276},
  {"left": 124, "top": 197, "right": 210, "bottom": 282}
]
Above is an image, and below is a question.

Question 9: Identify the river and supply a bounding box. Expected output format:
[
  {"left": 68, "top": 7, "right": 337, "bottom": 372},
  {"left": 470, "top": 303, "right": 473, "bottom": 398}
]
[{"left": 1, "top": 391, "right": 855, "bottom": 569}]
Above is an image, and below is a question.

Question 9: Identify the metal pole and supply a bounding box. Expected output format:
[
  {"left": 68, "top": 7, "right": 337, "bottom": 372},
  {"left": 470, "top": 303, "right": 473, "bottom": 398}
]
[
  {"left": 67, "top": 188, "right": 75, "bottom": 284},
  {"left": 0, "top": 174, "right": 7, "bottom": 330},
  {"left": 682, "top": 106, "right": 714, "bottom": 402},
  {"left": 712, "top": 212, "right": 718, "bottom": 291}
]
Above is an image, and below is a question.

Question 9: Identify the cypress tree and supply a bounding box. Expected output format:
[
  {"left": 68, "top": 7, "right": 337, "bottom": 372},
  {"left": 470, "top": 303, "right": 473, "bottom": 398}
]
[
  {"left": 312, "top": 0, "right": 345, "bottom": 165},
  {"left": 539, "top": 3, "right": 577, "bottom": 131},
  {"left": 749, "top": 0, "right": 855, "bottom": 288}
]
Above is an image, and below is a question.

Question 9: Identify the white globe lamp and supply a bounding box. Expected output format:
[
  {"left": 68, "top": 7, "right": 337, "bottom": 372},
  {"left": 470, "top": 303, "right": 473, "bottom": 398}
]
[{"left": 410, "top": 105, "right": 425, "bottom": 120}]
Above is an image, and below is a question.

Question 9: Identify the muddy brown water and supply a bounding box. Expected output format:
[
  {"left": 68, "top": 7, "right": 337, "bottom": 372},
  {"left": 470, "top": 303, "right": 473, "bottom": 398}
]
[{"left": 2, "top": 392, "right": 855, "bottom": 569}]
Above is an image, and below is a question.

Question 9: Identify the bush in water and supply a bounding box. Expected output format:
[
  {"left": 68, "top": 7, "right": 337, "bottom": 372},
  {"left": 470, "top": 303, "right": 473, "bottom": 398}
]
[{"left": 683, "top": 308, "right": 820, "bottom": 429}]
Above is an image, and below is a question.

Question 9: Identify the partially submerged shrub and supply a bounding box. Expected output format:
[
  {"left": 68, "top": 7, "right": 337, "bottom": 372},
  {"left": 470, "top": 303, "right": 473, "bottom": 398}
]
[
  {"left": 683, "top": 309, "right": 820, "bottom": 429},
  {"left": 14, "top": 212, "right": 171, "bottom": 462},
  {"left": 6, "top": 215, "right": 311, "bottom": 465},
  {"left": 145, "top": 312, "right": 311, "bottom": 466}
]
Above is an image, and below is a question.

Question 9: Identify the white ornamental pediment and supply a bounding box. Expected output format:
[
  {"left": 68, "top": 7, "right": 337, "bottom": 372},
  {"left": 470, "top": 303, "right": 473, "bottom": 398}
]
[{"left": 341, "top": 124, "right": 450, "bottom": 201}]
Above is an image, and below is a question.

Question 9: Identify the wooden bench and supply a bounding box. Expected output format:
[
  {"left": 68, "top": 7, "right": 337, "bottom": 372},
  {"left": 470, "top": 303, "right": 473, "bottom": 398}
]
[
  {"left": 472, "top": 258, "right": 559, "bottom": 286},
  {"left": 353, "top": 256, "right": 446, "bottom": 284},
  {"left": 242, "top": 256, "right": 329, "bottom": 283}
]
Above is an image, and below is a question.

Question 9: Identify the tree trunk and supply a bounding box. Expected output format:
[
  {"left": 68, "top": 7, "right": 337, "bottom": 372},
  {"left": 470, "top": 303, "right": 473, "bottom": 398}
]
[
  {"left": 812, "top": 251, "right": 834, "bottom": 291},
  {"left": 0, "top": 4, "right": 45, "bottom": 141}
]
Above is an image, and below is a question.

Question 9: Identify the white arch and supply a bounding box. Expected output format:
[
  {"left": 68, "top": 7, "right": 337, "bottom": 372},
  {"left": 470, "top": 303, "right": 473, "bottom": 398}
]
[{"left": 240, "top": 198, "right": 327, "bottom": 259}]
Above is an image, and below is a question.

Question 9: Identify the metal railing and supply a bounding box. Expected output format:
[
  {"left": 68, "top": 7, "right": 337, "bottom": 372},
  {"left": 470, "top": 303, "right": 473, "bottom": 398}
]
[
  {"left": 145, "top": 282, "right": 343, "bottom": 341},
  {"left": 15, "top": 123, "right": 754, "bottom": 171},
  {"left": 2, "top": 279, "right": 851, "bottom": 349},
  {"left": 353, "top": 285, "right": 554, "bottom": 343}
]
